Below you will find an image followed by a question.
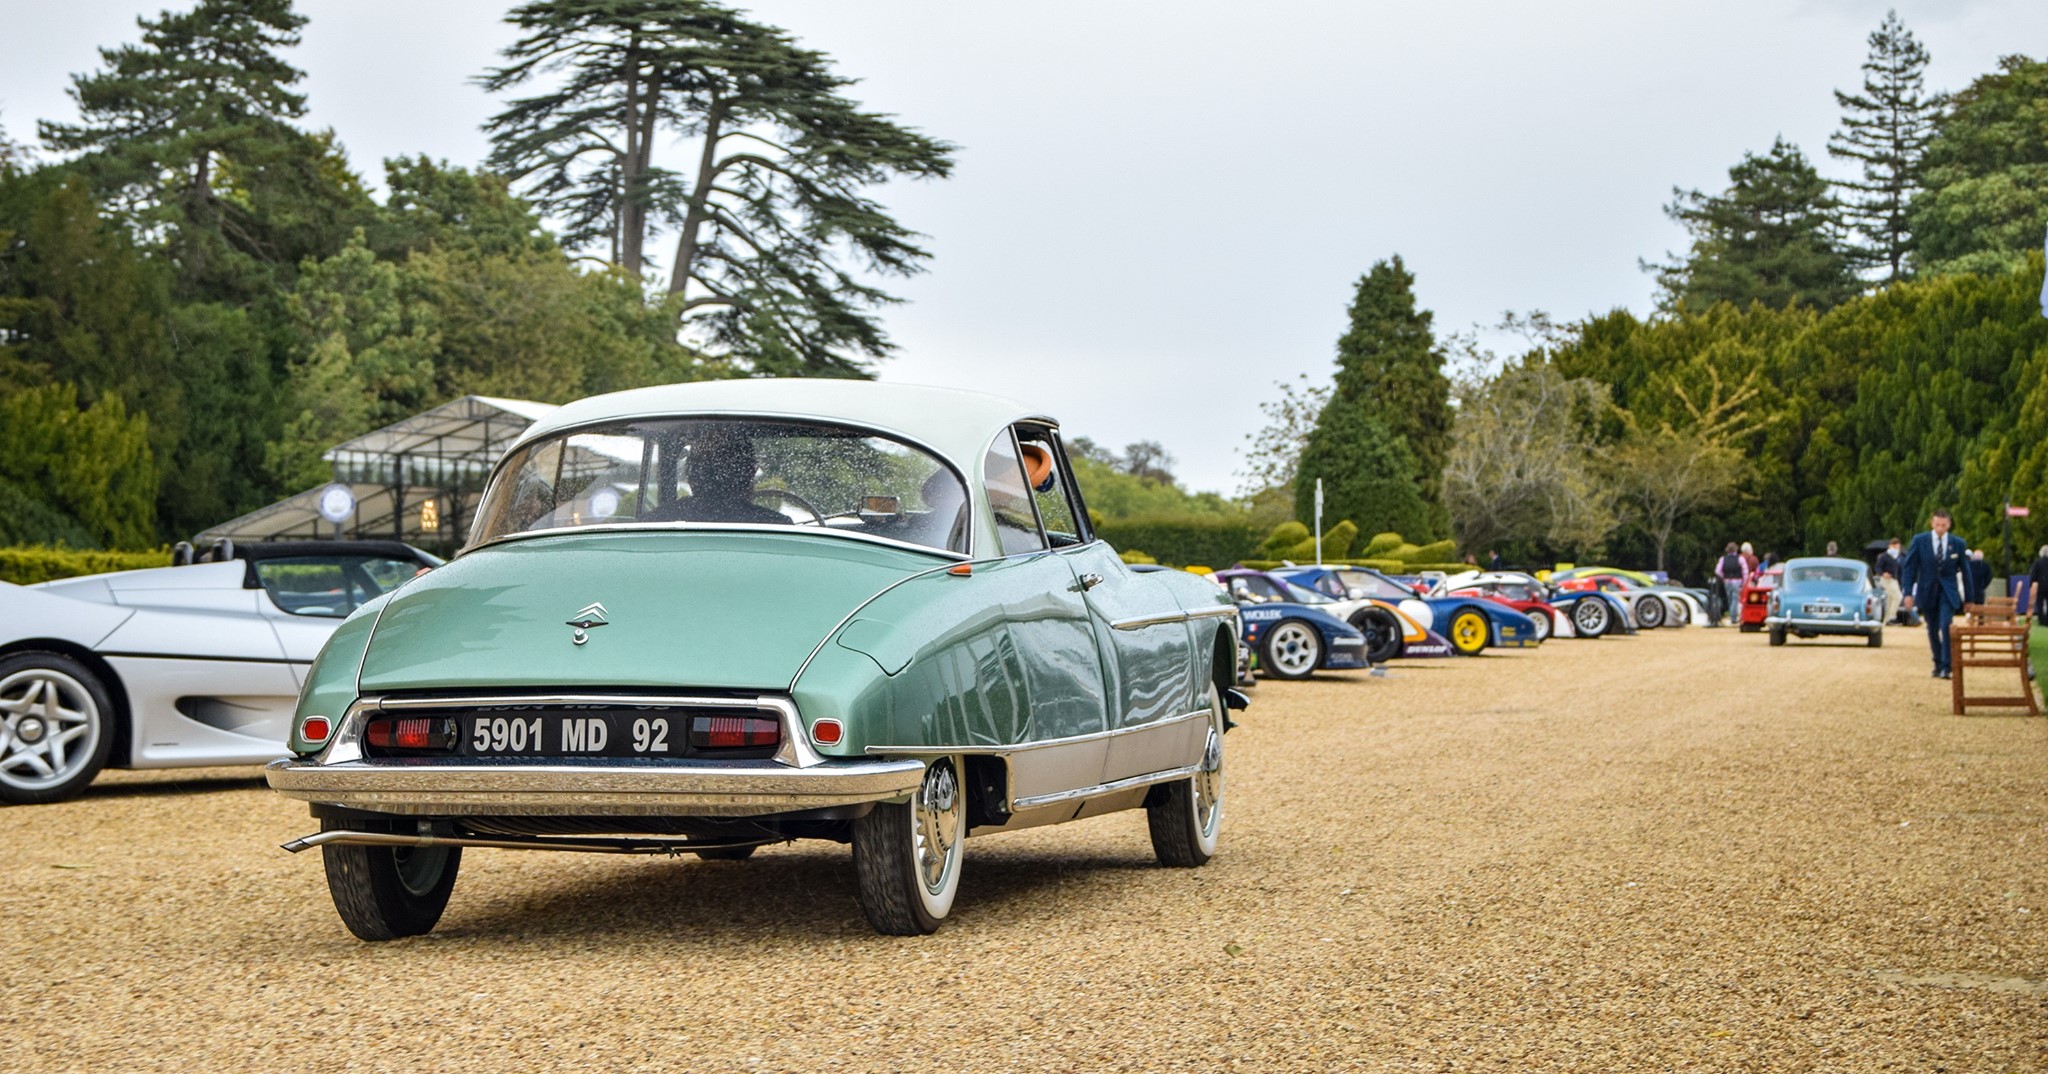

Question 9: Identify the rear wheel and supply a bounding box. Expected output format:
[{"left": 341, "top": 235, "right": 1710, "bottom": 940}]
[
  {"left": 1261, "top": 620, "right": 1322, "bottom": 679},
  {"left": 1350, "top": 608, "right": 1405, "bottom": 664},
  {"left": 853, "top": 756, "right": 964, "bottom": 935},
  {"left": 1868, "top": 630, "right": 1883, "bottom": 648},
  {"left": 1769, "top": 625, "right": 1787, "bottom": 647},
  {"left": 1526, "top": 611, "right": 1552, "bottom": 642},
  {"left": 0, "top": 653, "right": 115, "bottom": 805},
  {"left": 1572, "top": 599, "right": 1611, "bottom": 638},
  {"left": 1634, "top": 595, "right": 1665, "bottom": 629},
  {"left": 1447, "top": 609, "right": 1490, "bottom": 655},
  {"left": 1665, "top": 598, "right": 1691, "bottom": 626},
  {"left": 1148, "top": 684, "right": 1225, "bottom": 867},
  {"left": 321, "top": 821, "right": 462, "bottom": 941}
]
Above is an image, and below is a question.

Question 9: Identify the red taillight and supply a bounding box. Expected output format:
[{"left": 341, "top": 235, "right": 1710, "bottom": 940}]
[
  {"left": 299, "top": 715, "right": 331, "bottom": 744},
  {"left": 811, "top": 719, "right": 844, "bottom": 746},
  {"left": 689, "top": 715, "right": 780, "bottom": 749},
  {"left": 366, "top": 717, "right": 453, "bottom": 750}
]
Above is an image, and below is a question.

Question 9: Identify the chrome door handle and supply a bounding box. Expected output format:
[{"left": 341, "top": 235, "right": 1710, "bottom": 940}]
[{"left": 1079, "top": 573, "right": 1104, "bottom": 590}]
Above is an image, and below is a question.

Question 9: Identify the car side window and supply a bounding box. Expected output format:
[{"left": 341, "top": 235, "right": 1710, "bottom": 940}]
[
  {"left": 1014, "top": 426, "right": 1090, "bottom": 549},
  {"left": 984, "top": 434, "right": 1047, "bottom": 556},
  {"left": 256, "top": 556, "right": 423, "bottom": 618}
]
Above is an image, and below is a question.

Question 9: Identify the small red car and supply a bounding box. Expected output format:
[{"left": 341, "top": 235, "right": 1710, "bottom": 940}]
[{"left": 1738, "top": 566, "right": 1783, "bottom": 632}]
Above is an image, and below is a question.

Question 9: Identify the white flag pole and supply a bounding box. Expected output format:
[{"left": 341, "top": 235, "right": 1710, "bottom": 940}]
[{"left": 1314, "top": 478, "right": 1325, "bottom": 566}]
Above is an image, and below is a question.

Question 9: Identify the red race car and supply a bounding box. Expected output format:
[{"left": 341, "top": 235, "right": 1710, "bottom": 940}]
[{"left": 1738, "top": 566, "right": 1783, "bottom": 632}]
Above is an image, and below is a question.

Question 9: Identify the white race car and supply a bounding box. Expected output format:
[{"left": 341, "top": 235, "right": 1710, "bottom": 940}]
[{"left": 0, "top": 540, "right": 440, "bottom": 803}]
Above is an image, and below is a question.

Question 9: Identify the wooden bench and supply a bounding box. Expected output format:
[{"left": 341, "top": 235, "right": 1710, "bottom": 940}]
[{"left": 1950, "top": 601, "right": 2038, "bottom": 715}]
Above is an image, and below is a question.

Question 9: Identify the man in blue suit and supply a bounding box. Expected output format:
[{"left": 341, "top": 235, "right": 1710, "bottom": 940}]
[{"left": 1900, "top": 508, "right": 1984, "bottom": 678}]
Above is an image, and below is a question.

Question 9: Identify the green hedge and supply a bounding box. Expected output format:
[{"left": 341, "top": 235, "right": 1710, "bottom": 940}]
[
  {"left": 0, "top": 546, "right": 171, "bottom": 586},
  {"left": 1239, "top": 558, "right": 1470, "bottom": 575},
  {"left": 1096, "top": 513, "right": 1261, "bottom": 569}
]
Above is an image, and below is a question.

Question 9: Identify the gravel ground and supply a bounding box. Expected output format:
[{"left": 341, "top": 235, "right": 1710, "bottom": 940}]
[{"left": 4, "top": 625, "right": 2045, "bottom": 1072}]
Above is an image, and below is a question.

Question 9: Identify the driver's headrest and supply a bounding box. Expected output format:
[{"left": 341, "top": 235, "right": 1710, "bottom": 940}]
[{"left": 1018, "top": 442, "right": 1056, "bottom": 493}]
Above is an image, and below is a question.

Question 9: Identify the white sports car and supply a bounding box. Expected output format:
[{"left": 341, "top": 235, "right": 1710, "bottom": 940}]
[{"left": 0, "top": 540, "right": 440, "bottom": 803}]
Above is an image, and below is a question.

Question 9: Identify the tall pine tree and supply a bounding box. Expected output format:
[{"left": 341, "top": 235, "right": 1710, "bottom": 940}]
[
  {"left": 482, "top": 0, "right": 955, "bottom": 377},
  {"left": 36, "top": 0, "right": 346, "bottom": 294},
  {"left": 1828, "top": 10, "right": 1944, "bottom": 283},
  {"left": 1653, "top": 138, "right": 1858, "bottom": 313},
  {"left": 1296, "top": 256, "right": 1452, "bottom": 538},
  {"left": 1910, "top": 55, "right": 2048, "bottom": 277}
]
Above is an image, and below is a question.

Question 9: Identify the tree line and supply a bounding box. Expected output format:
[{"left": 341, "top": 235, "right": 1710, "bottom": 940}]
[
  {"left": 0, "top": 0, "right": 950, "bottom": 549},
  {"left": 1231, "top": 13, "right": 2048, "bottom": 579}
]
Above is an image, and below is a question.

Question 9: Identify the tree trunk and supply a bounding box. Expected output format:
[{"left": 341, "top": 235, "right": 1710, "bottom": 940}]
[
  {"left": 617, "top": 40, "right": 646, "bottom": 276},
  {"left": 668, "top": 97, "right": 728, "bottom": 297}
]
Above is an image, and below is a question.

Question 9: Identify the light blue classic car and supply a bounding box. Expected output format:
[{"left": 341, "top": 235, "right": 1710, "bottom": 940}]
[
  {"left": 266, "top": 381, "right": 1242, "bottom": 938},
  {"left": 1763, "top": 557, "right": 1885, "bottom": 647}
]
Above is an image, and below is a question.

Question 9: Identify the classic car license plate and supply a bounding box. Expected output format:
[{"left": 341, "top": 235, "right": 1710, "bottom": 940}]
[
  {"left": 462, "top": 711, "right": 679, "bottom": 757},
  {"left": 1802, "top": 602, "right": 1842, "bottom": 616}
]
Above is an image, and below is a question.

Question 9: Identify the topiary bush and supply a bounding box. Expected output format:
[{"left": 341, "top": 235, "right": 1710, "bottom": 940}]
[{"left": 1097, "top": 513, "right": 1261, "bottom": 569}]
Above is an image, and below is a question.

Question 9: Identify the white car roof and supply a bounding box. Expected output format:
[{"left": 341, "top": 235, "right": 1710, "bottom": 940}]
[{"left": 512, "top": 380, "right": 1054, "bottom": 474}]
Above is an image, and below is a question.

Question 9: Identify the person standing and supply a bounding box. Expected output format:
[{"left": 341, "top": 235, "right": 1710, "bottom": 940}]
[
  {"left": 1901, "top": 509, "right": 1984, "bottom": 679},
  {"left": 1714, "top": 542, "right": 1744, "bottom": 627},
  {"left": 2028, "top": 544, "right": 2048, "bottom": 626},
  {"left": 1487, "top": 550, "right": 1502, "bottom": 572},
  {"left": 1875, "top": 537, "right": 1904, "bottom": 624},
  {"left": 1739, "top": 541, "right": 1760, "bottom": 582},
  {"left": 1825, "top": 540, "right": 1840, "bottom": 557}
]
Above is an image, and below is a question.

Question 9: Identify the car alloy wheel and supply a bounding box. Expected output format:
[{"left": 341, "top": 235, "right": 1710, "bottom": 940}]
[
  {"left": 0, "top": 654, "right": 114, "bottom": 805},
  {"left": 1448, "top": 610, "right": 1489, "bottom": 655},
  {"left": 1352, "top": 608, "right": 1405, "bottom": 664},
  {"left": 1148, "top": 683, "right": 1225, "bottom": 867},
  {"left": 1572, "top": 599, "right": 1610, "bottom": 637},
  {"left": 1261, "top": 620, "right": 1322, "bottom": 680},
  {"left": 1634, "top": 595, "right": 1665, "bottom": 629},
  {"left": 1526, "top": 611, "right": 1551, "bottom": 642},
  {"left": 853, "top": 755, "right": 965, "bottom": 935}
]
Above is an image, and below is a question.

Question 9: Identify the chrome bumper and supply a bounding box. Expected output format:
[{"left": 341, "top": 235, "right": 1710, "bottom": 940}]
[
  {"left": 1761, "top": 615, "right": 1881, "bottom": 634},
  {"left": 264, "top": 756, "right": 929, "bottom": 817}
]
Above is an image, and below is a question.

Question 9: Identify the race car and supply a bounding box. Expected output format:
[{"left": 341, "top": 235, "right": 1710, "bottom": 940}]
[
  {"left": 1435, "top": 571, "right": 1563, "bottom": 641},
  {"left": 1548, "top": 567, "right": 1709, "bottom": 628},
  {"left": 1442, "top": 570, "right": 1630, "bottom": 639},
  {"left": 1274, "top": 565, "right": 1541, "bottom": 657},
  {"left": 1210, "top": 569, "right": 1372, "bottom": 679}
]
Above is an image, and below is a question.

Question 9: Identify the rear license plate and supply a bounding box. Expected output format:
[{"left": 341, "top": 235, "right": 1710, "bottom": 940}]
[
  {"left": 462, "top": 711, "right": 680, "bottom": 757},
  {"left": 1803, "top": 603, "right": 1842, "bottom": 616}
]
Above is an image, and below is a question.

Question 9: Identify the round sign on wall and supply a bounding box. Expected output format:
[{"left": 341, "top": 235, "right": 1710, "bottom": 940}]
[{"left": 317, "top": 483, "right": 355, "bottom": 525}]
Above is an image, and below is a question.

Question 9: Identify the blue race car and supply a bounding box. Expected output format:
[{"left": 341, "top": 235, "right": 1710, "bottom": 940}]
[
  {"left": 1208, "top": 569, "right": 1372, "bottom": 680},
  {"left": 1275, "top": 565, "right": 1542, "bottom": 656}
]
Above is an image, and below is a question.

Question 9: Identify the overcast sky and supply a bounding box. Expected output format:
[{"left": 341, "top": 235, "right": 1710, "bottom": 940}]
[{"left": 4, "top": 1, "right": 2044, "bottom": 494}]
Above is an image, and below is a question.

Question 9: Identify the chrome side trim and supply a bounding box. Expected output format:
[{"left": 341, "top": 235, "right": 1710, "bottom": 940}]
[
  {"left": 1110, "top": 604, "right": 1238, "bottom": 631},
  {"left": 280, "top": 830, "right": 771, "bottom": 856},
  {"left": 1009, "top": 763, "right": 1202, "bottom": 810},
  {"left": 862, "top": 708, "right": 1209, "bottom": 756}
]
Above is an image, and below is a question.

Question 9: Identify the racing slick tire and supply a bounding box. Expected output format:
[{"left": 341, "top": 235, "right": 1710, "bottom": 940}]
[
  {"left": 1447, "top": 609, "right": 1490, "bottom": 656},
  {"left": 1260, "top": 620, "right": 1323, "bottom": 680},
  {"left": 1634, "top": 595, "right": 1666, "bottom": 629},
  {"left": 1570, "top": 598, "right": 1612, "bottom": 638},
  {"left": 1349, "top": 608, "right": 1406, "bottom": 665}
]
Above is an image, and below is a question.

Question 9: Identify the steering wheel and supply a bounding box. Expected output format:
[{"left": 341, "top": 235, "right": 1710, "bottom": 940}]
[{"left": 754, "top": 487, "right": 825, "bottom": 525}]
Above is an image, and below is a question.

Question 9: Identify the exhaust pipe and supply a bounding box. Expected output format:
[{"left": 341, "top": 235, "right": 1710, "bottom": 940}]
[{"left": 280, "top": 829, "right": 773, "bottom": 856}]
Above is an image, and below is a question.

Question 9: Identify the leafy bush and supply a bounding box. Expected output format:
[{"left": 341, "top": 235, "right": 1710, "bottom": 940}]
[
  {"left": 1096, "top": 513, "right": 1261, "bottom": 569},
  {"left": 1361, "top": 531, "right": 1403, "bottom": 557},
  {"left": 1118, "top": 549, "right": 1158, "bottom": 565},
  {"left": 0, "top": 546, "right": 171, "bottom": 585}
]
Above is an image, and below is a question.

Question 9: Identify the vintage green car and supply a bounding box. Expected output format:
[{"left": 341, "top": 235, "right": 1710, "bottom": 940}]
[{"left": 267, "top": 381, "right": 1241, "bottom": 937}]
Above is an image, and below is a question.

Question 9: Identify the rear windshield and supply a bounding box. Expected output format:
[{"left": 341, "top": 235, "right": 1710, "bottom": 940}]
[
  {"left": 471, "top": 418, "right": 968, "bottom": 553},
  {"left": 1788, "top": 565, "right": 1863, "bottom": 585}
]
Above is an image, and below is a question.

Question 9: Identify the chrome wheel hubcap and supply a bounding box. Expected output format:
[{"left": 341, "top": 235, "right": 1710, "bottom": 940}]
[
  {"left": 912, "top": 760, "right": 962, "bottom": 895},
  {"left": 0, "top": 669, "right": 99, "bottom": 792},
  {"left": 1575, "top": 603, "right": 1605, "bottom": 632},
  {"left": 1269, "top": 623, "right": 1318, "bottom": 674},
  {"left": 1194, "top": 724, "right": 1223, "bottom": 838}
]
